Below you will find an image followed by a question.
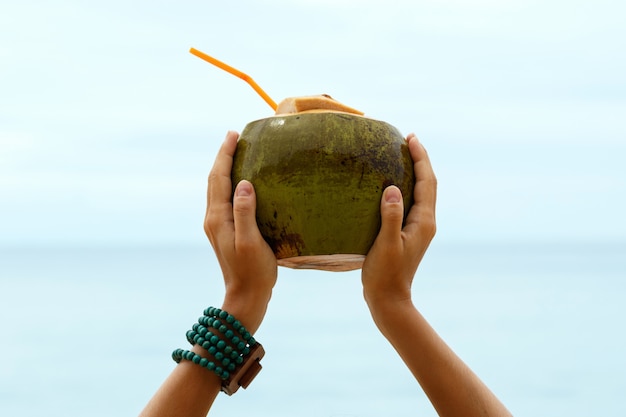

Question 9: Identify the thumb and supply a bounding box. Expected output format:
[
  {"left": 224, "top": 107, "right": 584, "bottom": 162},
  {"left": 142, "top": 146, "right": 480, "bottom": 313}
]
[
  {"left": 377, "top": 185, "right": 404, "bottom": 244},
  {"left": 233, "top": 180, "right": 263, "bottom": 246}
]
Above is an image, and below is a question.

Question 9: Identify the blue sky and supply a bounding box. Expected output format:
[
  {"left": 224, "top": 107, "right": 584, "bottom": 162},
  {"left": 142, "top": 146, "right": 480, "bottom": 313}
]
[{"left": 1, "top": 0, "right": 625, "bottom": 245}]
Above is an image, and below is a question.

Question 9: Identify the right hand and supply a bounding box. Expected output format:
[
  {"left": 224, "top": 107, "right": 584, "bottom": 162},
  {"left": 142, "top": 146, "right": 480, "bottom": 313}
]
[{"left": 361, "top": 134, "right": 437, "bottom": 308}]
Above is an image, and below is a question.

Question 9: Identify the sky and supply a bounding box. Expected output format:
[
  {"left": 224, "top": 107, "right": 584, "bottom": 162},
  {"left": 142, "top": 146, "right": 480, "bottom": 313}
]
[{"left": 1, "top": 0, "right": 625, "bottom": 246}]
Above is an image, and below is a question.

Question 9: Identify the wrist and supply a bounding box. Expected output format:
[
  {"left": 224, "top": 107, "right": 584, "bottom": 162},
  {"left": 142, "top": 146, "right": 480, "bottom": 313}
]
[
  {"left": 363, "top": 285, "right": 411, "bottom": 312},
  {"left": 221, "top": 288, "right": 272, "bottom": 335},
  {"left": 365, "top": 296, "right": 415, "bottom": 337}
]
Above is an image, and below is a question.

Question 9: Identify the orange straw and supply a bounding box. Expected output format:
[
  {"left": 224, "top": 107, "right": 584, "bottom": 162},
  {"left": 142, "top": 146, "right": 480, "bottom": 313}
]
[{"left": 190, "top": 47, "right": 277, "bottom": 111}]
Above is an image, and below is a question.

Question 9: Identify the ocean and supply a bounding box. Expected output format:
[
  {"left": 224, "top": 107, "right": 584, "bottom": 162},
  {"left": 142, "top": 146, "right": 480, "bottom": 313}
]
[{"left": 1, "top": 241, "right": 624, "bottom": 416}]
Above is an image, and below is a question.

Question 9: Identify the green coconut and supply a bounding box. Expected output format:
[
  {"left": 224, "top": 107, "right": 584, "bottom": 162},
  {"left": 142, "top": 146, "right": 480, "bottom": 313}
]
[{"left": 232, "top": 111, "right": 415, "bottom": 271}]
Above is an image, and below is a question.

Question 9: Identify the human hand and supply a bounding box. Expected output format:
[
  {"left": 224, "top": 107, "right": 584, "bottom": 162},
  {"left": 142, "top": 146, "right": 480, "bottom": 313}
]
[
  {"left": 362, "top": 134, "right": 437, "bottom": 309},
  {"left": 204, "top": 131, "right": 278, "bottom": 332}
]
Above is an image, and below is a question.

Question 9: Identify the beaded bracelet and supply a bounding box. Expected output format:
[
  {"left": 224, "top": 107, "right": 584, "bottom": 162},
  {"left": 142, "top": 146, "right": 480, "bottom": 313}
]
[
  {"left": 194, "top": 319, "right": 253, "bottom": 355},
  {"left": 203, "top": 307, "right": 256, "bottom": 346},
  {"left": 185, "top": 328, "right": 240, "bottom": 371},
  {"left": 173, "top": 306, "right": 265, "bottom": 395},
  {"left": 172, "top": 348, "right": 232, "bottom": 379}
]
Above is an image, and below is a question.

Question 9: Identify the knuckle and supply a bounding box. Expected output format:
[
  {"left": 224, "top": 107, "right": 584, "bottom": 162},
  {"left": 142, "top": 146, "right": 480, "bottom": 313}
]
[
  {"left": 207, "top": 170, "right": 220, "bottom": 185},
  {"left": 235, "top": 238, "right": 253, "bottom": 253},
  {"left": 204, "top": 212, "right": 220, "bottom": 237},
  {"left": 233, "top": 194, "right": 255, "bottom": 214},
  {"left": 234, "top": 235, "right": 260, "bottom": 254},
  {"left": 419, "top": 217, "right": 437, "bottom": 239},
  {"left": 386, "top": 211, "right": 404, "bottom": 226}
]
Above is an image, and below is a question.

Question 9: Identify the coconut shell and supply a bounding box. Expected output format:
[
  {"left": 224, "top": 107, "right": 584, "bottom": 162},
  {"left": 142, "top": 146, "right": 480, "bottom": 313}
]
[{"left": 232, "top": 112, "right": 414, "bottom": 271}]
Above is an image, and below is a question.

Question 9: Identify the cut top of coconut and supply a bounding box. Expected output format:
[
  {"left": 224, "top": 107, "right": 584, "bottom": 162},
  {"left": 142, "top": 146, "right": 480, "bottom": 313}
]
[{"left": 275, "top": 94, "right": 364, "bottom": 116}]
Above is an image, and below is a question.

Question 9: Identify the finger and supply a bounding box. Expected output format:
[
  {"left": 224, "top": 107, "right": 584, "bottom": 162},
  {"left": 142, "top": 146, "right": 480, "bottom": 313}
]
[
  {"left": 232, "top": 180, "right": 264, "bottom": 252},
  {"left": 205, "top": 131, "right": 239, "bottom": 237},
  {"left": 207, "top": 131, "right": 239, "bottom": 209},
  {"left": 374, "top": 185, "right": 405, "bottom": 246},
  {"left": 404, "top": 135, "right": 437, "bottom": 237}
]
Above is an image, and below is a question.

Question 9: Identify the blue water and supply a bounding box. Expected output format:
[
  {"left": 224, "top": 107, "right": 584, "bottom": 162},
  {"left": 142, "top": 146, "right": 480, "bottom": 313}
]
[{"left": 1, "top": 241, "right": 624, "bottom": 416}]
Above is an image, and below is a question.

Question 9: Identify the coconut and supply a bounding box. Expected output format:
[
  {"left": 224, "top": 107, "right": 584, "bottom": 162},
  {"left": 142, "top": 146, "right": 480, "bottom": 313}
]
[{"left": 232, "top": 95, "right": 415, "bottom": 272}]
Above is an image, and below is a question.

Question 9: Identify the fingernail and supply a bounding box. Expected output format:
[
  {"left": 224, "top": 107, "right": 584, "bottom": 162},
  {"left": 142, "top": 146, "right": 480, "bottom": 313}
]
[
  {"left": 236, "top": 180, "right": 252, "bottom": 197},
  {"left": 384, "top": 186, "right": 401, "bottom": 203},
  {"left": 226, "top": 130, "right": 239, "bottom": 142},
  {"left": 407, "top": 134, "right": 422, "bottom": 147}
]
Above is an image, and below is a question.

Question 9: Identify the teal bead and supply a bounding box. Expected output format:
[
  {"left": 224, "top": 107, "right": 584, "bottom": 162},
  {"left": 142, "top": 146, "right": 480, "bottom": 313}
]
[
  {"left": 207, "top": 361, "right": 216, "bottom": 370},
  {"left": 242, "top": 331, "right": 251, "bottom": 341},
  {"left": 196, "top": 336, "right": 206, "bottom": 346},
  {"left": 225, "top": 330, "right": 234, "bottom": 339},
  {"left": 192, "top": 355, "right": 201, "bottom": 364},
  {"left": 242, "top": 347, "right": 250, "bottom": 356},
  {"left": 215, "top": 352, "right": 224, "bottom": 361},
  {"left": 192, "top": 323, "right": 199, "bottom": 331},
  {"left": 199, "top": 358, "right": 209, "bottom": 367},
  {"left": 215, "top": 366, "right": 223, "bottom": 375},
  {"left": 216, "top": 340, "right": 226, "bottom": 350},
  {"left": 222, "top": 358, "right": 230, "bottom": 366},
  {"left": 185, "top": 351, "right": 195, "bottom": 361},
  {"left": 249, "top": 337, "right": 256, "bottom": 346},
  {"left": 236, "top": 341, "right": 246, "bottom": 351},
  {"left": 202, "top": 341, "right": 211, "bottom": 350},
  {"left": 230, "top": 351, "right": 239, "bottom": 360},
  {"left": 221, "top": 371, "right": 230, "bottom": 379},
  {"left": 208, "top": 346, "right": 217, "bottom": 355},
  {"left": 235, "top": 356, "right": 243, "bottom": 365},
  {"left": 226, "top": 314, "right": 235, "bottom": 324},
  {"left": 212, "top": 319, "right": 221, "bottom": 328},
  {"left": 227, "top": 363, "right": 236, "bottom": 372},
  {"left": 233, "top": 320, "right": 242, "bottom": 331},
  {"left": 210, "top": 335, "right": 219, "bottom": 345},
  {"left": 218, "top": 310, "right": 228, "bottom": 319},
  {"left": 224, "top": 346, "right": 233, "bottom": 355},
  {"left": 219, "top": 324, "right": 228, "bottom": 333},
  {"left": 198, "top": 326, "right": 207, "bottom": 336},
  {"left": 231, "top": 336, "right": 240, "bottom": 345},
  {"left": 193, "top": 334, "right": 201, "bottom": 343}
]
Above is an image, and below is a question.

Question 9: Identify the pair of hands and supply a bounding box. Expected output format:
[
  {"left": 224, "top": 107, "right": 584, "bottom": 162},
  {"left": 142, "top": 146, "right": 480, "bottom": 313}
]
[
  {"left": 143, "top": 132, "right": 512, "bottom": 417},
  {"left": 204, "top": 130, "right": 437, "bottom": 327}
]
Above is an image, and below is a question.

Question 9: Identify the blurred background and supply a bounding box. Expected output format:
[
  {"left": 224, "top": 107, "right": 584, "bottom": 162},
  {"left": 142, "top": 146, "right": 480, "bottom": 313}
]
[{"left": 1, "top": 1, "right": 625, "bottom": 416}]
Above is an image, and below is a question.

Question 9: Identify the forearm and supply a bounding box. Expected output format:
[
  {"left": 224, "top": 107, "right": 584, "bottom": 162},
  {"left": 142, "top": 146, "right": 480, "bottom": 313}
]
[
  {"left": 139, "top": 290, "right": 271, "bottom": 417},
  {"left": 367, "top": 299, "right": 512, "bottom": 417}
]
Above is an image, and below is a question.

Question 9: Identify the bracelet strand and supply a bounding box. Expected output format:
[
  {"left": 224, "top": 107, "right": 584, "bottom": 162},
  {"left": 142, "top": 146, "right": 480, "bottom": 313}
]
[{"left": 172, "top": 306, "right": 265, "bottom": 395}]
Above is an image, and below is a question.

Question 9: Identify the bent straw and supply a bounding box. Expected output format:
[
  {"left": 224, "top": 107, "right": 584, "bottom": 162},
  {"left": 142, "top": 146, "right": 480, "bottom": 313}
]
[{"left": 190, "top": 47, "right": 277, "bottom": 111}]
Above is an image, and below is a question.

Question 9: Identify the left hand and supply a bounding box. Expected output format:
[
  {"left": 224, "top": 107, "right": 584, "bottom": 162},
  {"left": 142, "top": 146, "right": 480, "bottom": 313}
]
[{"left": 204, "top": 131, "right": 277, "bottom": 330}]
